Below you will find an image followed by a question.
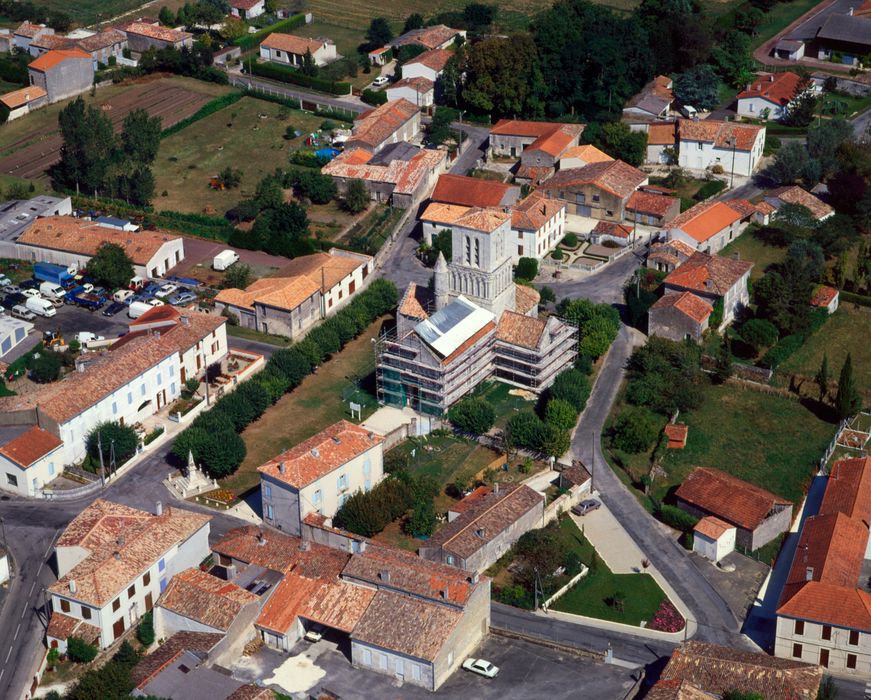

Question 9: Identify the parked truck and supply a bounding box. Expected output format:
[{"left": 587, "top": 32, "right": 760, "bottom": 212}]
[
  {"left": 33, "top": 262, "right": 75, "bottom": 289},
  {"left": 213, "top": 249, "right": 239, "bottom": 271},
  {"left": 64, "top": 285, "right": 106, "bottom": 311}
]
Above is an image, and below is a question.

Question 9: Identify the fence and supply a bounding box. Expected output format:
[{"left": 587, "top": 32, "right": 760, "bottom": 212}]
[
  {"left": 230, "top": 75, "right": 363, "bottom": 117},
  {"left": 542, "top": 566, "right": 589, "bottom": 609}
]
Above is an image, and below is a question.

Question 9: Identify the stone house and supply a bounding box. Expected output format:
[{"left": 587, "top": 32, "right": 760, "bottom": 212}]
[
  {"left": 488, "top": 120, "right": 584, "bottom": 184},
  {"left": 0, "top": 425, "right": 63, "bottom": 497},
  {"left": 662, "top": 252, "right": 753, "bottom": 326},
  {"left": 646, "top": 238, "right": 697, "bottom": 273},
  {"left": 27, "top": 49, "right": 93, "bottom": 103},
  {"left": 647, "top": 291, "right": 713, "bottom": 342},
  {"left": 346, "top": 99, "right": 421, "bottom": 154},
  {"left": 120, "top": 22, "right": 193, "bottom": 52},
  {"left": 537, "top": 160, "right": 648, "bottom": 221},
  {"left": 737, "top": 72, "right": 804, "bottom": 120},
  {"left": 675, "top": 467, "right": 792, "bottom": 551},
  {"left": 677, "top": 119, "right": 765, "bottom": 177},
  {"left": 644, "top": 122, "right": 677, "bottom": 165},
  {"left": 13, "top": 21, "right": 53, "bottom": 52},
  {"left": 764, "top": 185, "right": 834, "bottom": 221},
  {"left": 259, "top": 33, "right": 337, "bottom": 67},
  {"left": 391, "top": 24, "right": 465, "bottom": 51},
  {"left": 258, "top": 421, "right": 385, "bottom": 535},
  {"left": 418, "top": 484, "right": 544, "bottom": 574},
  {"left": 625, "top": 187, "right": 681, "bottom": 227}
]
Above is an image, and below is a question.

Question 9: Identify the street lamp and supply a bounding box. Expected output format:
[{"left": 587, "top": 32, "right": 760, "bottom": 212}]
[{"left": 726, "top": 135, "right": 737, "bottom": 190}]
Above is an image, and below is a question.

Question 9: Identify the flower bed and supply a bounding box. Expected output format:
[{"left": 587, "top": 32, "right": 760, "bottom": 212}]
[
  {"left": 169, "top": 396, "right": 203, "bottom": 417},
  {"left": 208, "top": 488, "right": 236, "bottom": 504},
  {"left": 648, "top": 598, "right": 685, "bottom": 632},
  {"left": 143, "top": 426, "right": 165, "bottom": 445}
]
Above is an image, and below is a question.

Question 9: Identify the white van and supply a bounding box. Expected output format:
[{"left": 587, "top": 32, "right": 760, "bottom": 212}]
[
  {"left": 39, "top": 281, "right": 66, "bottom": 300},
  {"left": 128, "top": 300, "right": 152, "bottom": 319},
  {"left": 680, "top": 105, "right": 698, "bottom": 118},
  {"left": 114, "top": 289, "right": 133, "bottom": 303},
  {"left": 26, "top": 296, "right": 56, "bottom": 317},
  {"left": 213, "top": 249, "right": 240, "bottom": 271}
]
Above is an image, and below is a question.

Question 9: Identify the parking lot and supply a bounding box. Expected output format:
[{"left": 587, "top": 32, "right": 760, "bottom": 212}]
[{"left": 232, "top": 635, "right": 639, "bottom": 699}]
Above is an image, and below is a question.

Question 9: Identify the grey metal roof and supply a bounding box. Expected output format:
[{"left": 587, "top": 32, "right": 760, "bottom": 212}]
[
  {"left": 141, "top": 650, "right": 245, "bottom": 700},
  {"left": 816, "top": 14, "right": 871, "bottom": 47},
  {"left": 414, "top": 296, "right": 494, "bottom": 357},
  {"left": 369, "top": 140, "right": 418, "bottom": 165},
  {"left": 784, "top": 0, "right": 864, "bottom": 40},
  {"left": 775, "top": 39, "right": 804, "bottom": 51}
]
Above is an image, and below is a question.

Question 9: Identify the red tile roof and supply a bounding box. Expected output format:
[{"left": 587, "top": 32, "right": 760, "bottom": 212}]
[
  {"left": 693, "top": 515, "right": 733, "bottom": 540},
  {"left": 432, "top": 174, "right": 517, "bottom": 208},
  {"left": 212, "top": 526, "right": 305, "bottom": 572},
  {"left": 737, "top": 72, "right": 802, "bottom": 108},
  {"left": 626, "top": 190, "right": 679, "bottom": 218},
  {"left": 0, "top": 426, "right": 62, "bottom": 468},
  {"left": 678, "top": 119, "right": 764, "bottom": 151},
  {"left": 491, "top": 120, "right": 584, "bottom": 157},
  {"left": 767, "top": 186, "right": 834, "bottom": 220},
  {"left": 15, "top": 21, "right": 48, "bottom": 38},
  {"left": 819, "top": 456, "right": 871, "bottom": 522},
  {"left": 348, "top": 98, "right": 418, "bottom": 151},
  {"left": 0, "top": 85, "right": 47, "bottom": 110},
  {"left": 511, "top": 191, "right": 564, "bottom": 231},
  {"left": 230, "top": 0, "right": 263, "bottom": 9},
  {"left": 664, "top": 421, "right": 689, "bottom": 448},
  {"left": 668, "top": 200, "right": 744, "bottom": 243},
  {"left": 122, "top": 22, "right": 192, "bottom": 43},
  {"left": 387, "top": 76, "right": 434, "bottom": 94},
  {"left": 394, "top": 24, "right": 461, "bottom": 50},
  {"left": 538, "top": 160, "right": 647, "bottom": 200},
  {"left": 513, "top": 283, "right": 540, "bottom": 315},
  {"left": 398, "top": 282, "right": 433, "bottom": 320},
  {"left": 675, "top": 467, "right": 790, "bottom": 531},
  {"left": 405, "top": 48, "right": 453, "bottom": 72},
  {"left": 257, "top": 420, "right": 383, "bottom": 489},
  {"left": 647, "top": 122, "right": 677, "bottom": 145},
  {"left": 157, "top": 568, "right": 258, "bottom": 632},
  {"left": 664, "top": 252, "right": 753, "bottom": 297},
  {"left": 29, "top": 48, "right": 91, "bottom": 72},
  {"left": 810, "top": 285, "right": 838, "bottom": 308},
  {"left": 592, "top": 220, "right": 633, "bottom": 239},
  {"left": 650, "top": 291, "right": 713, "bottom": 324},
  {"left": 261, "top": 33, "right": 326, "bottom": 56},
  {"left": 496, "top": 310, "right": 546, "bottom": 350}
]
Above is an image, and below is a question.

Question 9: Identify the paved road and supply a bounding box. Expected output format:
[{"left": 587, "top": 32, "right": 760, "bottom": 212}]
[
  {"left": 569, "top": 324, "right": 742, "bottom": 648},
  {"left": 544, "top": 245, "right": 647, "bottom": 306}
]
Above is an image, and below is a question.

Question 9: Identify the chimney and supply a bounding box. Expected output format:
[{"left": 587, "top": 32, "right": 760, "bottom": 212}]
[
  {"left": 180, "top": 316, "right": 190, "bottom": 326},
  {"left": 155, "top": 501, "right": 163, "bottom": 516},
  {"left": 69, "top": 579, "right": 77, "bottom": 594},
  {"left": 769, "top": 74, "right": 774, "bottom": 82},
  {"left": 278, "top": 461, "right": 286, "bottom": 474},
  {"left": 311, "top": 448, "right": 320, "bottom": 458},
  {"left": 805, "top": 567, "right": 814, "bottom": 581},
  {"left": 358, "top": 540, "right": 367, "bottom": 553},
  {"left": 367, "top": 431, "right": 374, "bottom": 440},
  {"left": 117, "top": 535, "right": 125, "bottom": 547},
  {"left": 257, "top": 532, "right": 266, "bottom": 546},
  {"left": 379, "top": 569, "right": 390, "bottom": 582},
  {"left": 332, "top": 436, "right": 341, "bottom": 444},
  {"left": 476, "top": 527, "right": 486, "bottom": 539},
  {"left": 442, "top": 586, "right": 450, "bottom": 599},
  {"left": 471, "top": 571, "right": 479, "bottom": 584},
  {"left": 299, "top": 540, "right": 310, "bottom": 551},
  {"left": 154, "top": 330, "right": 161, "bottom": 339},
  {"left": 848, "top": 5, "right": 853, "bottom": 14},
  {"left": 114, "top": 551, "right": 121, "bottom": 560},
  {"left": 745, "top": 82, "right": 751, "bottom": 92}
]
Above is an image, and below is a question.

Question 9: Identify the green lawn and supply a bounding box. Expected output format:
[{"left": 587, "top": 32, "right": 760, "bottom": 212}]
[
  {"left": 227, "top": 325, "right": 293, "bottom": 348},
  {"left": 224, "top": 316, "right": 388, "bottom": 494},
  {"left": 609, "top": 382, "right": 835, "bottom": 507},
  {"left": 720, "top": 228, "right": 786, "bottom": 281},
  {"left": 473, "top": 380, "right": 538, "bottom": 430},
  {"left": 749, "top": 0, "right": 824, "bottom": 50},
  {"left": 780, "top": 305, "right": 871, "bottom": 396},
  {"left": 389, "top": 434, "right": 503, "bottom": 491}
]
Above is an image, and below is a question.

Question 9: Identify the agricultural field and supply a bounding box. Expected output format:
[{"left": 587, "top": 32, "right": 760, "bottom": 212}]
[
  {"left": 0, "top": 75, "right": 230, "bottom": 181},
  {"left": 39, "top": 0, "right": 146, "bottom": 26}
]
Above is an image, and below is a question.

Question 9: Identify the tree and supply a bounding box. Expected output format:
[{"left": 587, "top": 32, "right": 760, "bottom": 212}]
[
  {"left": 343, "top": 179, "right": 370, "bottom": 214},
  {"left": 137, "top": 611, "right": 155, "bottom": 646},
  {"left": 121, "top": 108, "right": 162, "bottom": 164},
  {"left": 539, "top": 286, "right": 556, "bottom": 304},
  {"left": 673, "top": 64, "right": 720, "bottom": 111},
  {"left": 51, "top": 98, "right": 117, "bottom": 194},
  {"left": 113, "top": 641, "right": 139, "bottom": 666},
  {"left": 463, "top": 3, "right": 494, "bottom": 29},
  {"left": 722, "top": 691, "right": 763, "bottom": 700},
  {"left": 67, "top": 636, "right": 99, "bottom": 663},
  {"left": 222, "top": 262, "right": 253, "bottom": 290},
  {"left": 292, "top": 169, "right": 337, "bottom": 204},
  {"left": 625, "top": 336, "right": 705, "bottom": 415},
  {"left": 739, "top": 318, "right": 779, "bottom": 353},
  {"left": 28, "top": 351, "right": 63, "bottom": 383},
  {"left": 255, "top": 175, "right": 283, "bottom": 209},
  {"left": 713, "top": 337, "right": 733, "bottom": 384},
  {"left": 67, "top": 660, "right": 134, "bottom": 700},
  {"left": 403, "top": 13, "right": 424, "bottom": 32},
  {"left": 366, "top": 17, "right": 393, "bottom": 47},
  {"left": 461, "top": 34, "right": 545, "bottom": 118},
  {"left": 612, "top": 406, "right": 659, "bottom": 454},
  {"left": 448, "top": 397, "right": 496, "bottom": 434},
  {"left": 549, "top": 368, "right": 591, "bottom": 412},
  {"left": 763, "top": 141, "right": 810, "bottom": 185},
  {"left": 159, "top": 6, "right": 176, "bottom": 25},
  {"left": 86, "top": 421, "right": 139, "bottom": 468},
  {"left": 544, "top": 398, "right": 578, "bottom": 431},
  {"left": 835, "top": 353, "right": 860, "bottom": 420},
  {"left": 816, "top": 354, "right": 829, "bottom": 401},
  {"left": 782, "top": 77, "right": 818, "bottom": 128},
  {"left": 88, "top": 242, "right": 134, "bottom": 290},
  {"left": 406, "top": 498, "right": 436, "bottom": 536},
  {"left": 198, "top": 429, "right": 246, "bottom": 478},
  {"left": 585, "top": 122, "right": 647, "bottom": 166},
  {"left": 710, "top": 30, "right": 754, "bottom": 87},
  {"left": 301, "top": 49, "right": 318, "bottom": 77},
  {"left": 515, "top": 257, "right": 539, "bottom": 281}
]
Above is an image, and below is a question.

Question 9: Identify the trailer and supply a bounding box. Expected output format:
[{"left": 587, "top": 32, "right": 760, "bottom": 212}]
[{"left": 33, "top": 262, "right": 75, "bottom": 289}]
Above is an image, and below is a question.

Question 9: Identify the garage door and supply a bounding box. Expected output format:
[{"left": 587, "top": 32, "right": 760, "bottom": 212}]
[{"left": 577, "top": 205, "right": 592, "bottom": 217}]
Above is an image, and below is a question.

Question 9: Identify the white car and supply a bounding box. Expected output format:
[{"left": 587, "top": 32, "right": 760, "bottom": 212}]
[
  {"left": 75, "top": 332, "right": 106, "bottom": 345},
  {"left": 372, "top": 75, "right": 389, "bottom": 87},
  {"left": 22, "top": 289, "right": 41, "bottom": 299},
  {"left": 157, "top": 283, "right": 178, "bottom": 297},
  {"left": 303, "top": 625, "right": 324, "bottom": 643},
  {"left": 0, "top": 276, "right": 11, "bottom": 287},
  {"left": 147, "top": 298, "right": 165, "bottom": 307},
  {"left": 462, "top": 658, "right": 499, "bottom": 678}
]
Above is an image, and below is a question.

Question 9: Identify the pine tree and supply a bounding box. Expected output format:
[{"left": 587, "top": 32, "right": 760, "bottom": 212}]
[
  {"left": 815, "top": 354, "right": 829, "bottom": 402},
  {"left": 835, "top": 353, "right": 860, "bottom": 420}
]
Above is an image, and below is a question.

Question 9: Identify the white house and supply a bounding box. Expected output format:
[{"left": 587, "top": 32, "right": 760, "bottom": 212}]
[
  {"left": 737, "top": 72, "right": 805, "bottom": 120},
  {"left": 47, "top": 500, "right": 211, "bottom": 651},
  {"left": 0, "top": 85, "right": 48, "bottom": 121},
  {"left": 15, "top": 216, "right": 185, "bottom": 279},
  {"left": 13, "top": 21, "right": 53, "bottom": 52},
  {"left": 510, "top": 191, "right": 566, "bottom": 262},
  {"left": 386, "top": 76, "right": 434, "bottom": 109},
  {"left": 693, "top": 515, "right": 736, "bottom": 563},
  {"left": 677, "top": 119, "right": 765, "bottom": 177},
  {"left": 259, "top": 33, "right": 337, "bottom": 67},
  {"left": 401, "top": 48, "right": 452, "bottom": 82},
  {"left": 258, "top": 421, "right": 385, "bottom": 535},
  {"left": 0, "top": 426, "right": 64, "bottom": 497},
  {"left": 229, "top": 0, "right": 265, "bottom": 19}
]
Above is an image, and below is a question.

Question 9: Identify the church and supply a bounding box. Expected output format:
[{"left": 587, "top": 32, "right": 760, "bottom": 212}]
[{"left": 375, "top": 207, "right": 578, "bottom": 416}]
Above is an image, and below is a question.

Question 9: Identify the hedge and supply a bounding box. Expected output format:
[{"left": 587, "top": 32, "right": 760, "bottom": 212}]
[
  {"left": 250, "top": 61, "right": 351, "bottom": 96},
  {"left": 841, "top": 290, "right": 871, "bottom": 308},
  {"left": 161, "top": 92, "right": 243, "bottom": 138},
  {"left": 241, "top": 89, "right": 356, "bottom": 122},
  {"left": 658, "top": 504, "right": 699, "bottom": 533},
  {"left": 172, "top": 279, "right": 399, "bottom": 478},
  {"left": 235, "top": 13, "right": 306, "bottom": 50},
  {"left": 695, "top": 179, "right": 726, "bottom": 201}
]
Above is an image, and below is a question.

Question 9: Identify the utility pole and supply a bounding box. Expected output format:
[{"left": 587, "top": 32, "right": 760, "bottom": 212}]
[
  {"left": 0, "top": 516, "right": 6, "bottom": 553},
  {"left": 98, "top": 431, "right": 106, "bottom": 486}
]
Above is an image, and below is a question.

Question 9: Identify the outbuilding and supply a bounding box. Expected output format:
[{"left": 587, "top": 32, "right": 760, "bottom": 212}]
[{"left": 693, "top": 515, "right": 736, "bottom": 563}]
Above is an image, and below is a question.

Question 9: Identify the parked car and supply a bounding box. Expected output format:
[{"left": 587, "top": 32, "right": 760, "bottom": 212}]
[
  {"left": 11, "top": 304, "right": 35, "bottom": 321},
  {"left": 3, "top": 292, "right": 25, "bottom": 307},
  {"left": 113, "top": 289, "right": 134, "bottom": 303},
  {"left": 572, "top": 499, "right": 601, "bottom": 517},
  {"left": 156, "top": 283, "right": 178, "bottom": 297},
  {"left": 102, "top": 301, "right": 126, "bottom": 317},
  {"left": 146, "top": 298, "right": 164, "bottom": 308},
  {"left": 372, "top": 75, "right": 389, "bottom": 87},
  {"left": 462, "top": 659, "right": 499, "bottom": 678},
  {"left": 19, "top": 279, "right": 39, "bottom": 291},
  {"left": 81, "top": 283, "right": 94, "bottom": 294},
  {"left": 2, "top": 285, "right": 21, "bottom": 295},
  {"left": 0, "top": 275, "right": 11, "bottom": 287},
  {"left": 167, "top": 291, "right": 196, "bottom": 306},
  {"left": 22, "top": 289, "right": 41, "bottom": 299},
  {"left": 303, "top": 625, "right": 325, "bottom": 643}
]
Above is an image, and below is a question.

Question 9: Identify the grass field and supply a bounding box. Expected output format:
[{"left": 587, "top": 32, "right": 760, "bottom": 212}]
[
  {"left": 780, "top": 305, "right": 871, "bottom": 396},
  {"left": 153, "top": 96, "right": 327, "bottom": 216},
  {"left": 720, "top": 229, "right": 786, "bottom": 280},
  {"left": 748, "top": 0, "right": 824, "bottom": 50},
  {"left": 474, "top": 380, "right": 539, "bottom": 430},
  {"left": 609, "top": 382, "right": 835, "bottom": 507},
  {"left": 40, "top": 0, "right": 145, "bottom": 26},
  {"left": 225, "top": 316, "right": 387, "bottom": 494},
  {"left": 389, "top": 434, "right": 504, "bottom": 492}
]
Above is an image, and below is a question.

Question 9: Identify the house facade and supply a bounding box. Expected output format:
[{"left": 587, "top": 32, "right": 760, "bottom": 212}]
[
  {"left": 259, "top": 33, "right": 337, "bottom": 67},
  {"left": 229, "top": 0, "right": 266, "bottom": 19},
  {"left": 648, "top": 291, "right": 712, "bottom": 342},
  {"left": 386, "top": 77, "right": 434, "bottom": 109},
  {"left": 401, "top": 48, "right": 452, "bottom": 82},
  {"left": 488, "top": 119, "right": 584, "bottom": 160},
  {"left": 510, "top": 191, "right": 566, "bottom": 262},
  {"left": 677, "top": 119, "right": 766, "bottom": 177},
  {"left": 737, "top": 72, "right": 804, "bottom": 120},
  {"left": 665, "top": 200, "right": 747, "bottom": 254},
  {"left": 537, "top": 160, "right": 648, "bottom": 222},
  {"left": 0, "top": 426, "right": 63, "bottom": 497},
  {"left": 47, "top": 500, "right": 211, "bottom": 651},
  {"left": 663, "top": 251, "right": 753, "bottom": 326},
  {"left": 625, "top": 187, "right": 681, "bottom": 227},
  {"left": 13, "top": 21, "right": 53, "bottom": 52},
  {"left": 27, "top": 49, "right": 93, "bottom": 103},
  {"left": 258, "top": 421, "right": 385, "bottom": 535},
  {"left": 120, "top": 22, "right": 193, "bottom": 52}
]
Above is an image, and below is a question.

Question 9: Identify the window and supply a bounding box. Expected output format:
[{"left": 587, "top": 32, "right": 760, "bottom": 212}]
[
  {"left": 337, "top": 474, "right": 348, "bottom": 492},
  {"left": 128, "top": 584, "right": 135, "bottom": 598},
  {"left": 363, "top": 458, "right": 371, "bottom": 475},
  {"left": 265, "top": 504, "right": 274, "bottom": 520},
  {"left": 112, "top": 598, "right": 120, "bottom": 612},
  {"left": 792, "top": 643, "right": 802, "bottom": 659},
  {"left": 264, "top": 483, "right": 272, "bottom": 499},
  {"left": 81, "top": 606, "right": 91, "bottom": 620},
  {"left": 364, "top": 479, "right": 371, "bottom": 491},
  {"left": 474, "top": 239, "right": 480, "bottom": 267},
  {"left": 362, "top": 648, "right": 372, "bottom": 665},
  {"left": 794, "top": 620, "right": 804, "bottom": 636},
  {"left": 847, "top": 653, "right": 857, "bottom": 669},
  {"left": 169, "top": 366, "right": 175, "bottom": 377},
  {"left": 158, "top": 558, "right": 165, "bottom": 573},
  {"left": 157, "top": 373, "right": 162, "bottom": 386},
  {"left": 128, "top": 392, "right": 133, "bottom": 405},
  {"left": 60, "top": 599, "right": 70, "bottom": 613},
  {"left": 822, "top": 625, "right": 832, "bottom": 641},
  {"left": 850, "top": 630, "right": 860, "bottom": 646},
  {"left": 140, "top": 384, "right": 146, "bottom": 396},
  {"left": 465, "top": 236, "right": 471, "bottom": 264},
  {"left": 48, "top": 462, "right": 55, "bottom": 476},
  {"left": 446, "top": 555, "right": 454, "bottom": 565},
  {"left": 143, "top": 571, "right": 150, "bottom": 586},
  {"left": 112, "top": 401, "right": 117, "bottom": 415},
  {"left": 697, "top": 142, "right": 703, "bottom": 150},
  {"left": 518, "top": 245, "right": 523, "bottom": 256},
  {"left": 819, "top": 649, "right": 829, "bottom": 667},
  {"left": 160, "top": 578, "right": 167, "bottom": 593},
  {"left": 6, "top": 473, "right": 17, "bottom": 487},
  {"left": 171, "top": 382, "right": 176, "bottom": 395}
]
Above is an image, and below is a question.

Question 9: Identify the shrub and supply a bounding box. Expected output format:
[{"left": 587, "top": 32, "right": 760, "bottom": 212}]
[
  {"left": 739, "top": 318, "right": 779, "bottom": 353},
  {"left": 448, "top": 397, "right": 496, "bottom": 434},
  {"left": 562, "top": 232, "right": 578, "bottom": 248},
  {"left": 549, "top": 369, "right": 591, "bottom": 412},
  {"left": 113, "top": 641, "right": 139, "bottom": 666},
  {"left": 384, "top": 449, "right": 410, "bottom": 474},
  {"left": 184, "top": 377, "right": 200, "bottom": 394},
  {"left": 28, "top": 351, "right": 63, "bottom": 383},
  {"left": 86, "top": 421, "right": 139, "bottom": 467},
  {"left": 544, "top": 398, "right": 578, "bottom": 432},
  {"left": 538, "top": 424, "right": 571, "bottom": 457},
  {"left": 759, "top": 334, "right": 805, "bottom": 369},
  {"left": 658, "top": 504, "right": 699, "bottom": 532},
  {"left": 551, "top": 248, "right": 564, "bottom": 260},
  {"left": 515, "top": 257, "right": 538, "bottom": 281},
  {"left": 255, "top": 368, "right": 291, "bottom": 403},
  {"left": 234, "top": 12, "right": 306, "bottom": 49},
  {"left": 334, "top": 477, "right": 415, "bottom": 536},
  {"left": 361, "top": 88, "right": 388, "bottom": 106},
  {"left": 235, "top": 380, "right": 270, "bottom": 419},
  {"left": 137, "top": 611, "right": 155, "bottom": 646},
  {"left": 67, "top": 636, "right": 98, "bottom": 663},
  {"left": 249, "top": 61, "right": 351, "bottom": 96},
  {"left": 199, "top": 430, "right": 247, "bottom": 478},
  {"left": 214, "top": 391, "right": 258, "bottom": 431},
  {"left": 405, "top": 498, "right": 437, "bottom": 536},
  {"left": 611, "top": 406, "right": 659, "bottom": 454}
]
